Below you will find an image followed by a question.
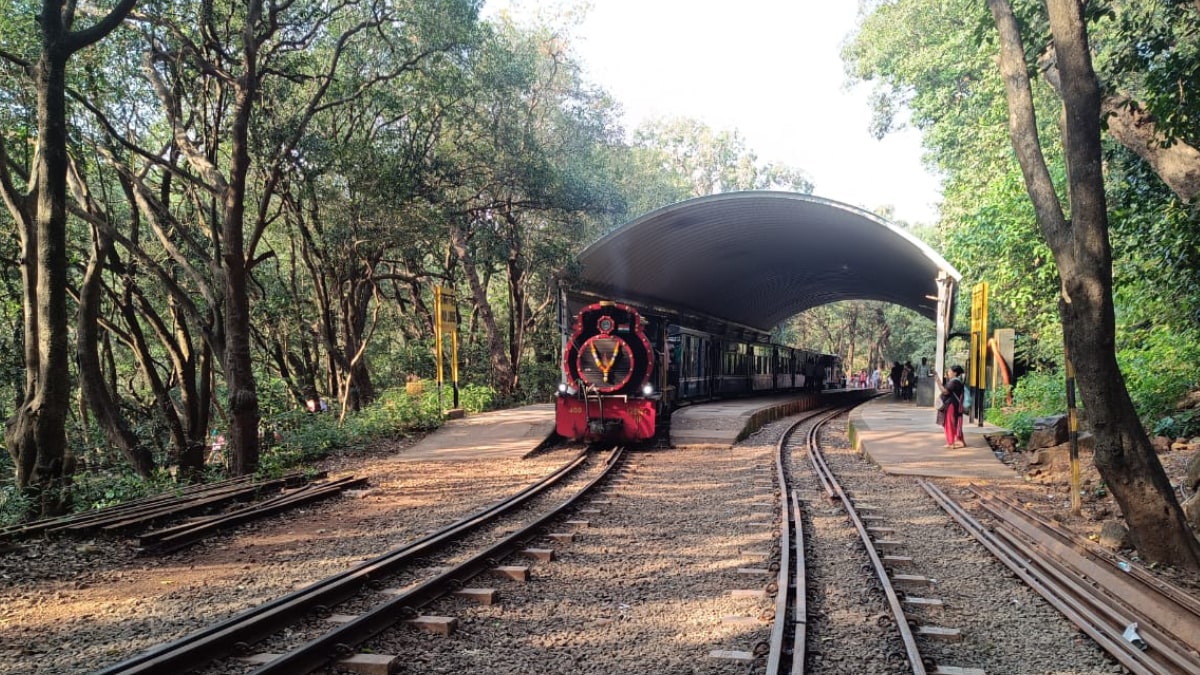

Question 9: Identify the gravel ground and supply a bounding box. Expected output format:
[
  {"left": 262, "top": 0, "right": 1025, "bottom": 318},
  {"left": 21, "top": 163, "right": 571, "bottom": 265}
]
[
  {"left": 0, "top": 442, "right": 590, "bottom": 675},
  {"left": 1, "top": 408, "right": 1192, "bottom": 675},
  {"left": 801, "top": 417, "right": 1125, "bottom": 674}
]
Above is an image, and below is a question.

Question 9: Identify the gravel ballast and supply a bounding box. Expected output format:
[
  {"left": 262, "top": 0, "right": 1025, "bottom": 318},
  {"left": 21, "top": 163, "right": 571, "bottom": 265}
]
[{"left": 1, "top": 408, "right": 1186, "bottom": 674}]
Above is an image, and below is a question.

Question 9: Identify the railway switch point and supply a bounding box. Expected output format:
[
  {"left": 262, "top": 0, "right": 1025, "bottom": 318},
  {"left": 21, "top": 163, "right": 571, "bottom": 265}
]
[
  {"left": 492, "top": 565, "right": 530, "bottom": 581},
  {"left": 522, "top": 548, "right": 554, "bottom": 562},
  {"left": 547, "top": 532, "right": 576, "bottom": 543},
  {"left": 917, "top": 625, "right": 963, "bottom": 642},
  {"left": 454, "top": 588, "right": 498, "bottom": 605},
  {"left": 405, "top": 615, "right": 458, "bottom": 636}
]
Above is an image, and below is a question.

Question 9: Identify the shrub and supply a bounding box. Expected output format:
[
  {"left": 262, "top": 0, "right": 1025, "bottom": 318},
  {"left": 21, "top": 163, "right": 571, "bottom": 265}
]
[{"left": 987, "top": 368, "right": 1066, "bottom": 446}]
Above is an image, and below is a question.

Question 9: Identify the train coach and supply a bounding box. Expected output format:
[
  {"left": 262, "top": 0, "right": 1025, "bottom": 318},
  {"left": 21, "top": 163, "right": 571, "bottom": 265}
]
[{"left": 555, "top": 298, "right": 843, "bottom": 444}]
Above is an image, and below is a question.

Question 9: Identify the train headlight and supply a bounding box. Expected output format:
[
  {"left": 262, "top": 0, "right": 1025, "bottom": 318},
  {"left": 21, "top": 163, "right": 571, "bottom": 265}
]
[{"left": 642, "top": 384, "right": 654, "bottom": 396}]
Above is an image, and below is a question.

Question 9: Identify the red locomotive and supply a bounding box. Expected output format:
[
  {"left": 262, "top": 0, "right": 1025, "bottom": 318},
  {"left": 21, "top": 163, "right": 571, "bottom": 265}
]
[
  {"left": 555, "top": 298, "right": 846, "bottom": 444},
  {"left": 555, "top": 301, "right": 657, "bottom": 443}
]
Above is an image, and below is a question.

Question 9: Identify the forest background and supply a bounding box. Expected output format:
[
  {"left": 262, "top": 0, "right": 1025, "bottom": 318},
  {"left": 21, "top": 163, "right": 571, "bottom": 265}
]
[{"left": 0, "top": 1, "right": 1197, "bottom": 527}]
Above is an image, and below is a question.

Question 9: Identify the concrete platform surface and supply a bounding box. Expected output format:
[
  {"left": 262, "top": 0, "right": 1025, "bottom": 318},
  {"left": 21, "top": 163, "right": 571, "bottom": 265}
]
[
  {"left": 670, "top": 390, "right": 873, "bottom": 447},
  {"left": 400, "top": 404, "right": 554, "bottom": 461},
  {"left": 849, "top": 398, "right": 1017, "bottom": 483}
]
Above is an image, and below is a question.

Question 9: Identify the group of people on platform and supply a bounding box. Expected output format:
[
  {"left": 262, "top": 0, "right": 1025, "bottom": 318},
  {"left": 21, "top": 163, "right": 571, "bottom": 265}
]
[
  {"left": 870, "top": 358, "right": 968, "bottom": 449},
  {"left": 888, "top": 361, "right": 919, "bottom": 400}
]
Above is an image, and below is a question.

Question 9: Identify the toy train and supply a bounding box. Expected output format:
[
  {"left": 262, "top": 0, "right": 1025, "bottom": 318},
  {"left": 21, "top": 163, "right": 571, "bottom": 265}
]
[{"left": 555, "top": 300, "right": 843, "bottom": 443}]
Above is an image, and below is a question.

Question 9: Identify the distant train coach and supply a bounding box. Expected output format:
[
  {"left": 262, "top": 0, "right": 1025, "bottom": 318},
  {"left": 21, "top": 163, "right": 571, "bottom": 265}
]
[{"left": 555, "top": 298, "right": 844, "bottom": 444}]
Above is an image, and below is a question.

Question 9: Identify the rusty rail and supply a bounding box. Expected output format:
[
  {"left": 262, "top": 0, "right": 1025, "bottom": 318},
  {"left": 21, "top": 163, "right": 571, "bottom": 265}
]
[
  {"left": 91, "top": 448, "right": 595, "bottom": 675},
  {"left": 922, "top": 480, "right": 1200, "bottom": 675}
]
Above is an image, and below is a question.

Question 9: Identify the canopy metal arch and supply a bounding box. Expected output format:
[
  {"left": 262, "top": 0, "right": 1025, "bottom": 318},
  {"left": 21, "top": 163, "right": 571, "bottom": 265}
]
[{"left": 566, "top": 191, "right": 962, "bottom": 380}]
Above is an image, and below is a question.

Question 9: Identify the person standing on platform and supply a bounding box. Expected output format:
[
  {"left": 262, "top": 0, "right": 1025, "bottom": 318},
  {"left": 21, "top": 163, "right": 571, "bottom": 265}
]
[{"left": 937, "top": 365, "right": 967, "bottom": 448}]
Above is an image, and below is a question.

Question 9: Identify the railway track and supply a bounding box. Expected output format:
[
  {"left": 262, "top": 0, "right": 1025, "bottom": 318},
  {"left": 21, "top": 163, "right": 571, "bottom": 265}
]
[
  {"left": 764, "top": 405, "right": 971, "bottom": 675},
  {"left": 90, "top": 446, "right": 622, "bottom": 675},
  {"left": 924, "top": 481, "right": 1200, "bottom": 675}
]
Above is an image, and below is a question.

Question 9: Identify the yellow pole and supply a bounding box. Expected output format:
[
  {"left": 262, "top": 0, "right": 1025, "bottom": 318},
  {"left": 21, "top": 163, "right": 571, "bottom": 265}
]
[{"left": 1066, "top": 355, "right": 1081, "bottom": 515}]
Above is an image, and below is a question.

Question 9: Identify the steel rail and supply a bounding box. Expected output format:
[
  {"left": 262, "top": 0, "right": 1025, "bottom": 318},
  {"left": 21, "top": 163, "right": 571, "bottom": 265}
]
[
  {"left": 973, "top": 486, "right": 1200, "bottom": 629},
  {"left": 90, "top": 448, "right": 593, "bottom": 675},
  {"left": 138, "top": 476, "right": 370, "bottom": 554},
  {"left": 764, "top": 406, "right": 841, "bottom": 674},
  {"left": 806, "top": 414, "right": 926, "bottom": 675},
  {"left": 764, "top": 403, "right": 913, "bottom": 675},
  {"left": 990, "top": 525, "right": 1199, "bottom": 675},
  {"left": 969, "top": 488, "right": 1200, "bottom": 673},
  {"left": 247, "top": 446, "right": 627, "bottom": 674},
  {"left": 919, "top": 480, "right": 1175, "bottom": 675}
]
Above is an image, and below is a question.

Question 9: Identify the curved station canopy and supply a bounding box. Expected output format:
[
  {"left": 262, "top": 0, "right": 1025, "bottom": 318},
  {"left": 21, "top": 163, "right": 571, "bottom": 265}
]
[{"left": 571, "top": 191, "right": 961, "bottom": 334}]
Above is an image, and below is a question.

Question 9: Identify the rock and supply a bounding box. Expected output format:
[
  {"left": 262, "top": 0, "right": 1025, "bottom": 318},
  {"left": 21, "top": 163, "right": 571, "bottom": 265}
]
[
  {"left": 1152, "top": 435, "right": 1172, "bottom": 453},
  {"left": 1098, "top": 520, "right": 1129, "bottom": 550},
  {"left": 1030, "top": 444, "right": 1069, "bottom": 467},
  {"left": 987, "top": 434, "right": 1019, "bottom": 453},
  {"left": 1076, "top": 432, "right": 1094, "bottom": 453},
  {"left": 1027, "top": 415, "right": 1068, "bottom": 450},
  {"left": 1185, "top": 452, "right": 1200, "bottom": 492},
  {"left": 1183, "top": 492, "right": 1200, "bottom": 532}
]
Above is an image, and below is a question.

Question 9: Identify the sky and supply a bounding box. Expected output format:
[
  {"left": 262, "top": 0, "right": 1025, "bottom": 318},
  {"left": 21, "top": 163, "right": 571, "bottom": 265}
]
[{"left": 482, "top": 0, "right": 944, "bottom": 225}]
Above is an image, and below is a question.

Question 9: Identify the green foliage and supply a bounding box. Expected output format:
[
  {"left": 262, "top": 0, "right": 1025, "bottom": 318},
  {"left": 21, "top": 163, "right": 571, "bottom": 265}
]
[
  {"left": 986, "top": 368, "right": 1066, "bottom": 444},
  {"left": 1118, "top": 322, "right": 1200, "bottom": 431},
  {"left": 257, "top": 381, "right": 496, "bottom": 476}
]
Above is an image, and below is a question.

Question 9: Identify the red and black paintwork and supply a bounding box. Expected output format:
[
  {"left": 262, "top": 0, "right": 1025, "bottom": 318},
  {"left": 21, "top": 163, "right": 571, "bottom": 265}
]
[{"left": 555, "top": 301, "right": 657, "bottom": 443}]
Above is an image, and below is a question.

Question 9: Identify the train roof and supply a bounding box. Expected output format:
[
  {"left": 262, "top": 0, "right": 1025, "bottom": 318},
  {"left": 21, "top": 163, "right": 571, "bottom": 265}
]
[{"left": 568, "top": 191, "right": 961, "bottom": 332}]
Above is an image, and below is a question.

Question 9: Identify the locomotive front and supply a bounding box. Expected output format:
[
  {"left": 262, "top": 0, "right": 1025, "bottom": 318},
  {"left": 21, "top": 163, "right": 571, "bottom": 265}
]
[{"left": 555, "top": 301, "right": 657, "bottom": 443}]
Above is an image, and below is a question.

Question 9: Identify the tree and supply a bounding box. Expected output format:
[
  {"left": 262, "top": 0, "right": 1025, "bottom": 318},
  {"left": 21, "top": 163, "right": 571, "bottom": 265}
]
[
  {"left": 988, "top": 0, "right": 1200, "bottom": 568},
  {"left": 0, "top": 0, "right": 138, "bottom": 515},
  {"left": 631, "top": 117, "right": 814, "bottom": 198}
]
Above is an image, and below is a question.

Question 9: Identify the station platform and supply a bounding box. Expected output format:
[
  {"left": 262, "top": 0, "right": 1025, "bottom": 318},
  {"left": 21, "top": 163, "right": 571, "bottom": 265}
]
[
  {"left": 670, "top": 390, "right": 875, "bottom": 447},
  {"left": 848, "top": 397, "right": 1017, "bottom": 483},
  {"left": 396, "top": 395, "right": 1017, "bottom": 486},
  {"left": 399, "top": 403, "right": 555, "bottom": 461}
]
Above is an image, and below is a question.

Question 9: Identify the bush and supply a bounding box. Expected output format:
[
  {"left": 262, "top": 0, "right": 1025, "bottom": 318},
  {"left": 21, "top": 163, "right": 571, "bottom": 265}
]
[
  {"left": 1118, "top": 324, "right": 1200, "bottom": 435},
  {"left": 987, "top": 368, "right": 1066, "bottom": 445},
  {"left": 258, "top": 381, "right": 497, "bottom": 472},
  {"left": 1, "top": 381, "right": 500, "bottom": 527}
]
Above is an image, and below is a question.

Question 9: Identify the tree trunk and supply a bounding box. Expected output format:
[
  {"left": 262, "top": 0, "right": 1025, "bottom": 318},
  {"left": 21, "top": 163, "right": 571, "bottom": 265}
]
[
  {"left": 78, "top": 225, "right": 154, "bottom": 477},
  {"left": 6, "top": 44, "right": 74, "bottom": 517},
  {"left": 449, "top": 221, "right": 515, "bottom": 397},
  {"left": 989, "top": 0, "right": 1200, "bottom": 569},
  {"left": 221, "top": 1, "right": 265, "bottom": 476}
]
